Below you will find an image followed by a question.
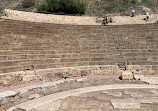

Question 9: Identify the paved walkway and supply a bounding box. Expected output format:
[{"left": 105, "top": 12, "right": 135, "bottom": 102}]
[
  {"left": 1, "top": 74, "right": 158, "bottom": 111},
  {"left": 7, "top": 84, "right": 158, "bottom": 111},
  {"left": 2, "top": 10, "right": 158, "bottom": 25}
]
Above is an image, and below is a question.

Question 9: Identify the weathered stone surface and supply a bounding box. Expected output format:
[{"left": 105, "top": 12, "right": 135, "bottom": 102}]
[
  {"left": 29, "top": 94, "right": 41, "bottom": 100},
  {"left": 124, "top": 90, "right": 143, "bottom": 98},
  {"left": 121, "top": 71, "right": 134, "bottom": 80},
  {"left": 13, "top": 108, "right": 26, "bottom": 111},
  {"left": 135, "top": 75, "right": 158, "bottom": 85},
  {"left": 76, "top": 78, "right": 87, "bottom": 82},
  {"left": 107, "top": 91, "right": 123, "bottom": 97},
  {"left": 134, "top": 74, "right": 144, "bottom": 80},
  {"left": 0, "top": 90, "right": 18, "bottom": 99},
  {"left": 55, "top": 79, "right": 65, "bottom": 84},
  {"left": 101, "top": 90, "right": 123, "bottom": 97},
  {"left": 151, "top": 97, "right": 158, "bottom": 103},
  {"left": 7, "top": 84, "right": 158, "bottom": 111},
  {"left": 0, "top": 65, "right": 120, "bottom": 87},
  {"left": 111, "top": 99, "right": 140, "bottom": 109},
  {"left": 143, "top": 77, "right": 158, "bottom": 85},
  {"left": 14, "top": 82, "right": 56, "bottom": 94},
  {"left": 127, "top": 65, "right": 155, "bottom": 75},
  {"left": 29, "top": 82, "right": 54, "bottom": 90},
  {"left": 23, "top": 75, "right": 37, "bottom": 82},
  {"left": 79, "top": 94, "right": 87, "bottom": 98},
  {"left": 33, "top": 100, "right": 61, "bottom": 111},
  {"left": 151, "top": 90, "right": 158, "bottom": 96}
]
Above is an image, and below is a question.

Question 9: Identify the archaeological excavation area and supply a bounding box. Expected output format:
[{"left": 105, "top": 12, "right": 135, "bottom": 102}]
[{"left": 0, "top": 14, "right": 158, "bottom": 111}]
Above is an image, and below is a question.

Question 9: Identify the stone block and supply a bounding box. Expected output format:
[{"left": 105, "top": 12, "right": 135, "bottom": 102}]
[
  {"left": 121, "top": 71, "right": 134, "bottom": 80},
  {"left": 29, "top": 94, "right": 41, "bottom": 100},
  {"left": 22, "top": 75, "right": 37, "bottom": 82},
  {"left": 29, "top": 82, "right": 54, "bottom": 91},
  {"left": 76, "top": 78, "right": 87, "bottom": 82},
  {"left": 107, "top": 91, "right": 122, "bottom": 97},
  {"left": 55, "top": 79, "right": 65, "bottom": 84},
  {"left": 0, "top": 90, "right": 18, "bottom": 99},
  {"left": 111, "top": 99, "right": 140, "bottom": 109}
]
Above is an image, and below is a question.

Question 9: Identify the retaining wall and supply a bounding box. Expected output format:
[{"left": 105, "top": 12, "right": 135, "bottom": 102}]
[
  {"left": 0, "top": 65, "right": 156, "bottom": 88},
  {"left": 3, "top": 9, "right": 99, "bottom": 25},
  {"left": 0, "top": 65, "right": 119, "bottom": 87}
]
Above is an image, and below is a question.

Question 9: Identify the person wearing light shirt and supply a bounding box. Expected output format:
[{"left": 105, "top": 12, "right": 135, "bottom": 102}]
[
  {"left": 146, "top": 11, "right": 150, "bottom": 21},
  {"left": 132, "top": 9, "right": 135, "bottom": 17}
]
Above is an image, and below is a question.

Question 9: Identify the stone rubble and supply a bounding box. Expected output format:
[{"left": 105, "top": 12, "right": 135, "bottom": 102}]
[
  {"left": 12, "top": 77, "right": 87, "bottom": 95},
  {"left": 28, "top": 94, "right": 41, "bottom": 100}
]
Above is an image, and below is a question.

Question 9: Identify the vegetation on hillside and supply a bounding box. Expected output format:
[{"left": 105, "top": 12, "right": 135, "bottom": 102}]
[
  {"left": 37, "top": 0, "right": 86, "bottom": 14},
  {"left": 22, "top": 0, "right": 35, "bottom": 8},
  {"left": 82, "top": 0, "right": 158, "bottom": 16},
  {"left": 0, "top": 0, "right": 21, "bottom": 16},
  {"left": 0, "top": 0, "right": 158, "bottom": 17}
]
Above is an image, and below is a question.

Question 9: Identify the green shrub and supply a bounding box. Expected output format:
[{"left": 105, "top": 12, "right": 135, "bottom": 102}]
[
  {"left": 141, "top": 0, "right": 154, "bottom": 6},
  {"left": 22, "top": 0, "right": 35, "bottom": 8},
  {"left": 102, "top": 0, "right": 140, "bottom": 13},
  {"left": 37, "top": 0, "right": 86, "bottom": 14},
  {"left": 105, "top": 3, "right": 117, "bottom": 13},
  {"left": 37, "top": 3, "right": 48, "bottom": 12},
  {"left": 131, "top": 0, "right": 138, "bottom": 5}
]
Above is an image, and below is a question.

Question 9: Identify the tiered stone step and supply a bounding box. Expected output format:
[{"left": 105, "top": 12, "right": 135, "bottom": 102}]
[{"left": 0, "top": 19, "right": 158, "bottom": 74}]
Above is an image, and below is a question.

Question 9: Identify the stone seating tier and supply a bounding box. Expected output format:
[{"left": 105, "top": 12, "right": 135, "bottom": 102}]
[{"left": 0, "top": 19, "right": 158, "bottom": 87}]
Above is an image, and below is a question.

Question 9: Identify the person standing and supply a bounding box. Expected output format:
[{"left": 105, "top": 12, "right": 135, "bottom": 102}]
[
  {"left": 146, "top": 11, "right": 150, "bottom": 21},
  {"left": 132, "top": 9, "right": 135, "bottom": 17},
  {"left": 102, "top": 16, "right": 108, "bottom": 26}
]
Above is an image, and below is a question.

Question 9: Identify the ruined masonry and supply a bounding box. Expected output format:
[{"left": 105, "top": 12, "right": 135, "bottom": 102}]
[{"left": 0, "top": 14, "right": 158, "bottom": 87}]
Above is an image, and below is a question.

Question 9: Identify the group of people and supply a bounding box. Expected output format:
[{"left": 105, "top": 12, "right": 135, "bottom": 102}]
[
  {"left": 102, "top": 16, "right": 112, "bottom": 26},
  {"left": 132, "top": 9, "right": 150, "bottom": 21},
  {"left": 102, "top": 9, "right": 150, "bottom": 26}
]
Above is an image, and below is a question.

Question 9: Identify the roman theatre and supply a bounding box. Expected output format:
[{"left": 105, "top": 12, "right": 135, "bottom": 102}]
[{"left": 0, "top": 9, "right": 158, "bottom": 111}]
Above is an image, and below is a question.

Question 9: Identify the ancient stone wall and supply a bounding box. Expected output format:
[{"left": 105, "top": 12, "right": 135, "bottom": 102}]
[
  {"left": 0, "top": 65, "right": 120, "bottom": 87},
  {"left": 3, "top": 9, "right": 99, "bottom": 25}
]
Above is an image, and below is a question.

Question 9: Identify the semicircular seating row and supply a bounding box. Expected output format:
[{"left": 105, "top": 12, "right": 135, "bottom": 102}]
[{"left": 0, "top": 19, "right": 158, "bottom": 85}]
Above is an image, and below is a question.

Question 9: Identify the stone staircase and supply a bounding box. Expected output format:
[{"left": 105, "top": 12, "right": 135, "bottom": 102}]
[{"left": 0, "top": 19, "right": 158, "bottom": 86}]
